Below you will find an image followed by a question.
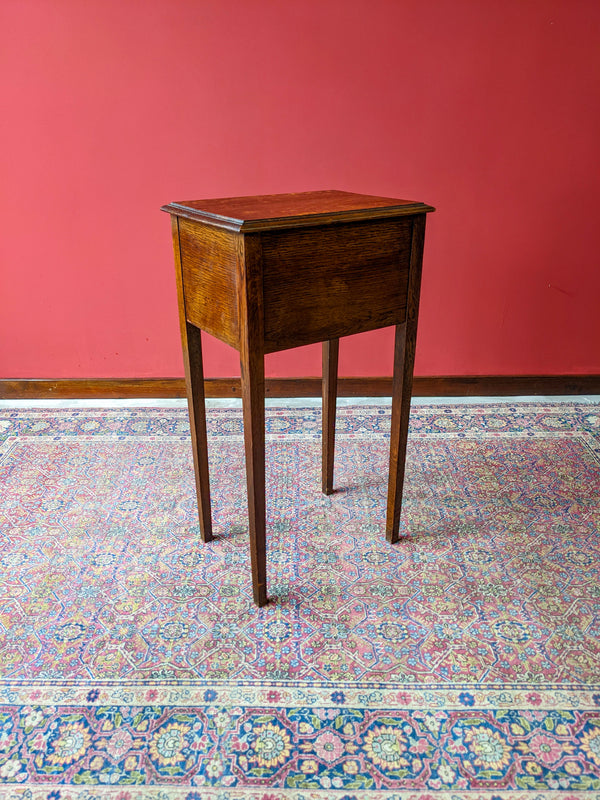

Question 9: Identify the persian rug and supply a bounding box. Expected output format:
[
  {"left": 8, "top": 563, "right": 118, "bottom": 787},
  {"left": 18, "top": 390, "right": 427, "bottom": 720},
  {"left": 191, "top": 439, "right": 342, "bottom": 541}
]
[{"left": 0, "top": 402, "right": 599, "bottom": 800}]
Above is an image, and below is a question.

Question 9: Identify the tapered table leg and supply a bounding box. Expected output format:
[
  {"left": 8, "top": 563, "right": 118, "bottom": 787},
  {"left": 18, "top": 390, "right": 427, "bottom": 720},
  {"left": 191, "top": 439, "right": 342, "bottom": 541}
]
[
  {"left": 322, "top": 338, "right": 339, "bottom": 495},
  {"left": 386, "top": 215, "right": 426, "bottom": 543},
  {"left": 386, "top": 324, "right": 412, "bottom": 542},
  {"left": 240, "top": 346, "right": 267, "bottom": 606},
  {"left": 183, "top": 322, "right": 213, "bottom": 543},
  {"left": 170, "top": 216, "right": 213, "bottom": 542}
]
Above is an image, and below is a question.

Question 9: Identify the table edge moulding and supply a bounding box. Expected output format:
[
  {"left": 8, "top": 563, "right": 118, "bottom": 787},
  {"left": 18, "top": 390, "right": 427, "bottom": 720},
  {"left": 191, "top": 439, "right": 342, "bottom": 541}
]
[{"left": 161, "top": 189, "right": 435, "bottom": 606}]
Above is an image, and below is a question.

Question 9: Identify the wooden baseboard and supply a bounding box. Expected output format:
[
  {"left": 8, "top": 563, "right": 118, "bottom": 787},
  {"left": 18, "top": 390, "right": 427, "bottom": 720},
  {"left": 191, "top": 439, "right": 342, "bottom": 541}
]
[{"left": 1, "top": 375, "right": 599, "bottom": 399}]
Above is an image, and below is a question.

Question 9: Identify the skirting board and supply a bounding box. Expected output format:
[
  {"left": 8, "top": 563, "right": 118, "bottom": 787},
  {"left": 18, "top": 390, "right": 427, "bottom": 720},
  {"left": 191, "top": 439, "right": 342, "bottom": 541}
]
[{"left": 1, "top": 376, "right": 599, "bottom": 399}]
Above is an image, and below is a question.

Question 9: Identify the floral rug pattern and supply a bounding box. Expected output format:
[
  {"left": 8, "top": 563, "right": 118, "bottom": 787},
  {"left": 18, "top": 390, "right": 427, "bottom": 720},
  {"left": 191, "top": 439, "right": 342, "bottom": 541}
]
[{"left": 0, "top": 403, "right": 599, "bottom": 798}]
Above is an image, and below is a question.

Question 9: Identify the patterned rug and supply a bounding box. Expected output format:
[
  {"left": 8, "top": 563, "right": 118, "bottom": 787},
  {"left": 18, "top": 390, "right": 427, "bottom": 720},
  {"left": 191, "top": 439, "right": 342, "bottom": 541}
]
[{"left": 0, "top": 402, "right": 599, "bottom": 799}]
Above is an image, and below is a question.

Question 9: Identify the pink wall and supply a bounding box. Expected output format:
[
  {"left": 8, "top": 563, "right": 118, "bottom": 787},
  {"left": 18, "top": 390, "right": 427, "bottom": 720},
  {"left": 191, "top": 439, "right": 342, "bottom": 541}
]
[{"left": 1, "top": 0, "right": 599, "bottom": 380}]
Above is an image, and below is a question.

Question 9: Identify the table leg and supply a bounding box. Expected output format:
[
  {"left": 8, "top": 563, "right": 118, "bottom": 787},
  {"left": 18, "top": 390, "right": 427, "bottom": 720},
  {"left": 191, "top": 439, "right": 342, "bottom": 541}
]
[
  {"left": 386, "top": 324, "right": 412, "bottom": 542},
  {"left": 171, "top": 218, "right": 213, "bottom": 543},
  {"left": 385, "top": 215, "right": 426, "bottom": 543},
  {"left": 183, "top": 322, "right": 213, "bottom": 543},
  {"left": 240, "top": 346, "right": 267, "bottom": 607},
  {"left": 322, "top": 338, "right": 339, "bottom": 495}
]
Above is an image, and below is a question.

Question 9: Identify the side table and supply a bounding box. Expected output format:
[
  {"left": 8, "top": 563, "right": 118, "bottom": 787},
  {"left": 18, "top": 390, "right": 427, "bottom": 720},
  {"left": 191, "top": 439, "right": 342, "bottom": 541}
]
[{"left": 161, "top": 190, "right": 434, "bottom": 606}]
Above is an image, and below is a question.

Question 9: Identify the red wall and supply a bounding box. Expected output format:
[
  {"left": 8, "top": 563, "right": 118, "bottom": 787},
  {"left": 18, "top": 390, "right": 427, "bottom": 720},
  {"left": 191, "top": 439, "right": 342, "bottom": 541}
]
[{"left": 2, "top": 0, "right": 599, "bottom": 379}]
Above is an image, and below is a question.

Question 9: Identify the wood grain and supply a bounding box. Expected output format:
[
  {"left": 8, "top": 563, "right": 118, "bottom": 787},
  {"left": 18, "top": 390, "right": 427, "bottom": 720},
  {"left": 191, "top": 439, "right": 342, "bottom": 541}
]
[
  {"left": 3, "top": 375, "right": 599, "bottom": 399},
  {"left": 172, "top": 217, "right": 213, "bottom": 542},
  {"left": 162, "top": 190, "right": 434, "bottom": 232},
  {"left": 183, "top": 322, "right": 214, "bottom": 543},
  {"left": 262, "top": 220, "right": 411, "bottom": 352},
  {"left": 238, "top": 234, "right": 268, "bottom": 607},
  {"left": 178, "top": 218, "right": 240, "bottom": 349},
  {"left": 386, "top": 215, "right": 426, "bottom": 543},
  {"left": 322, "top": 339, "right": 339, "bottom": 495}
]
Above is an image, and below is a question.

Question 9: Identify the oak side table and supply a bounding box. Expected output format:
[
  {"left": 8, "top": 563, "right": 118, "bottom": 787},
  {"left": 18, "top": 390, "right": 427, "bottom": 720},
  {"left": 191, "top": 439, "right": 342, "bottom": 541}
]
[{"left": 162, "top": 190, "right": 434, "bottom": 606}]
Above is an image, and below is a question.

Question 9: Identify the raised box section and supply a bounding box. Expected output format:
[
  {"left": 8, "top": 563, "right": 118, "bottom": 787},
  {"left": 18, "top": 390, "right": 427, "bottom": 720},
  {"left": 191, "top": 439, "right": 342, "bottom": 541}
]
[
  {"left": 261, "top": 218, "right": 413, "bottom": 353},
  {"left": 178, "top": 219, "right": 240, "bottom": 348}
]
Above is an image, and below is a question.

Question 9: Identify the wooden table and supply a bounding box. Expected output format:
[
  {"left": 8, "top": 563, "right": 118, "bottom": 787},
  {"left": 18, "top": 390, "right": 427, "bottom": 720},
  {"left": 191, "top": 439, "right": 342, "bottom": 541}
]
[{"left": 162, "top": 190, "right": 434, "bottom": 606}]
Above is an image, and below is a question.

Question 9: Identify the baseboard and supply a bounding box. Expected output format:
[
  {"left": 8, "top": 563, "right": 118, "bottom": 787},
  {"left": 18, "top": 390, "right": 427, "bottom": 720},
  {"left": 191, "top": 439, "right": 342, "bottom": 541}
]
[{"left": 1, "top": 375, "right": 599, "bottom": 399}]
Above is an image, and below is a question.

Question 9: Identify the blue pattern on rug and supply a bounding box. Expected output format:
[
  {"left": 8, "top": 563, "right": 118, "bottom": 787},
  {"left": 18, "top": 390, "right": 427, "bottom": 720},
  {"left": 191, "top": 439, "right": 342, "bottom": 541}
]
[{"left": 0, "top": 403, "right": 599, "bottom": 797}]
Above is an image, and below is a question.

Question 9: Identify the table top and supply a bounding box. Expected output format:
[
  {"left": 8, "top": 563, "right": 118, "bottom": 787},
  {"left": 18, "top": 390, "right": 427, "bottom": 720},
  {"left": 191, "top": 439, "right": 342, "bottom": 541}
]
[{"left": 162, "top": 190, "right": 434, "bottom": 232}]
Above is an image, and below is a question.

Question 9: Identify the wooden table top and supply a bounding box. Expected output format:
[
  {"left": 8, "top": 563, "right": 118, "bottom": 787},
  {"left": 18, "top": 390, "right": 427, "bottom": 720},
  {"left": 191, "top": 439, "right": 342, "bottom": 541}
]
[{"left": 162, "top": 190, "right": 435, "bottom": 232}]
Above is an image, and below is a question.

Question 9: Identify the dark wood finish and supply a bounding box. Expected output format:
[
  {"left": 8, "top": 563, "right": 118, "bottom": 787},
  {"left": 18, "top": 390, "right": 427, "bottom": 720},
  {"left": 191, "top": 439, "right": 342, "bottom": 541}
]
[
  {"left": 238, "top": 234, "right": 268, "bottom": 607},
  {"left": 171, "top": 217, "right": 213, "bottom": 543},
  {"left": 183, "top": 323, "right": 213, "bottom": 543},
  {"left": 3, "top": 375, "right": 600, "bottom": 400},
  {"left": 162, "top": 191, "right": 434, "bottom": 605},
  {"left": 322, "top": 339, "right": 339, "bottom": 495},
  {"left": 162, "top": 190, "right": 434, "bottom": 232},
  {"left": 387, "top": 323, "right": 408, "bottom": 543},
  {"left": 0, "top": 379, "right": 188, "bottom": 399},
  {"left": 386, "top": 216, "right": 426, "bottom": 543},
  {"left": 411, "top": 375, "right": 600, "bottom": 396},
  {"left": 261, "top": 220, "right": 410, "bottom": 352},
  {"left": 178, "top": 219, "right": 240, "bottom": 348}
]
